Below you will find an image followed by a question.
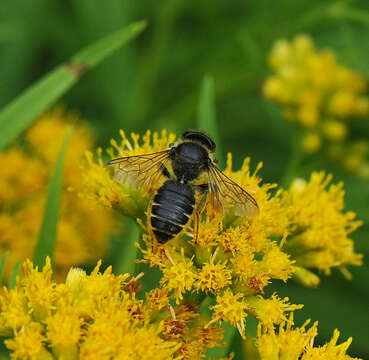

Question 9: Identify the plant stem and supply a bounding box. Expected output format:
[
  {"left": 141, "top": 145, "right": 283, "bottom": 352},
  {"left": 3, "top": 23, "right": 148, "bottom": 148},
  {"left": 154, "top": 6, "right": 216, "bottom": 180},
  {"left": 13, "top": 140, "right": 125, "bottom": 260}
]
[
  {"left": 280, "top": 130, "right": 303, "bottom": 188},
  {"left": 114, "top": 217, "right": 140, "bottom": 275}
]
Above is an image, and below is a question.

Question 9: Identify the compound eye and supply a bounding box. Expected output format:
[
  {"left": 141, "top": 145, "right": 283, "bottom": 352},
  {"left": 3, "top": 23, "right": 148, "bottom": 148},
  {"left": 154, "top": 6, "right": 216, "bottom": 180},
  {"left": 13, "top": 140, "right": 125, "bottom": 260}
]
[
  {"left": 169, "top": 143, "right": 174, "bottom": 148},
  {"left": 213, "top": 158, "right": 219, "bottom": 165}
]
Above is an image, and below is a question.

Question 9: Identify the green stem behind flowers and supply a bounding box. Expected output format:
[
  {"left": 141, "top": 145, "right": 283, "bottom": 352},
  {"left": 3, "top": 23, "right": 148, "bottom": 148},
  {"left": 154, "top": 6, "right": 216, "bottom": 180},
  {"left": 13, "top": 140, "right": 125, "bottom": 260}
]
[
  {"left": 9, "top": 261, "right": 20, "bottom": 289},
  {"left": 114, "top": 217, "right": 140, "bottom": 275},
  {"left": 0, "top": 252, "right": 9, "bottom": 285},
  {"left": 33, "top": 130, "right": 71, "bottom": 268},
  {"left": 280, "top": 130, "right": 303, "bottom": 188},
  {"left": 198, "top": 75, "right": 224, "bottom": 167}
]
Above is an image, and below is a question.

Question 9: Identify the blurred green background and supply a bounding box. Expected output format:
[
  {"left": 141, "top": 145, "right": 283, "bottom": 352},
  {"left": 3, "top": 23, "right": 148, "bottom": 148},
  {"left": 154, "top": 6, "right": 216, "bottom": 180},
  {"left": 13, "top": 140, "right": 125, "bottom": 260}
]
[{"left": 1, "top": 0, "right": 368, "bottom": 358}]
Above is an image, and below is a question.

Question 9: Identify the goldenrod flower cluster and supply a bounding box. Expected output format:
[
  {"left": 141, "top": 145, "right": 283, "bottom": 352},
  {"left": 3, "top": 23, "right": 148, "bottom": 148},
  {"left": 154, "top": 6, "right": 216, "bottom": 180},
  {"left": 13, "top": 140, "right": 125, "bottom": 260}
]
[
  {"left": 283, "top": 173, "right": 363, "bottom": 281},
  {"left": 0, "top": 108, "right": 115, "bottom": 280},
  {"left": 263, "top": 34, "right": 369, "bottom": 176},
  {"left": 256, "top": 313, "right": 362, "bottom": 360},
  {"left": 1, "top": 259, "right": 360, "bottom": 359},
  {"left": 0, "top": 258, "right": 226, "bottom": 360},
  {"left": 79, "top": 130, "right": 363, "bottom": 341}
]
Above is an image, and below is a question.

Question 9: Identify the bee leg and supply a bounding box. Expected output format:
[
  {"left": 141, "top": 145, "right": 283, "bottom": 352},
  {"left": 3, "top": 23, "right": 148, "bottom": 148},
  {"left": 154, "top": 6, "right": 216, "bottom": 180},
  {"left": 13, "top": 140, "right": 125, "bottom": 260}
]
[
  {"left": 158, "top": 163, "right": 170, "bottom": 178},
  {"left": 193, "top": 211, "right": 200, "bottom": 244},
  {"left": 193, "top": 184, "right": 209, "bottom": 244}
]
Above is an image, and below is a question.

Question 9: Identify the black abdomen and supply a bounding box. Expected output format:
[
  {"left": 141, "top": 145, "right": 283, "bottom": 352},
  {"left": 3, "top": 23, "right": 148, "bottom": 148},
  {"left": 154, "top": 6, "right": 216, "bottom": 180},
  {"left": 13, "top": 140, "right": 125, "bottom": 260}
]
[{"left": 151, "top": 180, "right": 195, "bottom": 244}]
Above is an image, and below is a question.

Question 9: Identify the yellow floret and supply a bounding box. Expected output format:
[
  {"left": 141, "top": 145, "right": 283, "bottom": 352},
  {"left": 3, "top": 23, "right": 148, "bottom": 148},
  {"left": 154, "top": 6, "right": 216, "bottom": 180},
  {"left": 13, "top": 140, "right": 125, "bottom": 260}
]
[
  {"left": 195, "top": 260, "right": 232, "bottom": 294},
  {"left": 209, "top": 289, "right": 248, "bottom": 338}
]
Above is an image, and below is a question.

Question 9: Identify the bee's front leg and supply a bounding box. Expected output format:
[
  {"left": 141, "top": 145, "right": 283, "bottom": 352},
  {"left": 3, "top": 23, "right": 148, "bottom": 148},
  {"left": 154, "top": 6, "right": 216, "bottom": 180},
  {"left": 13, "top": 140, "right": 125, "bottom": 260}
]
[
  {"left": 192, "top": 184, "right": 209, "bottom": 244},
  {"left": 158, "top": 163, "right": 171, "bottom": 178}
]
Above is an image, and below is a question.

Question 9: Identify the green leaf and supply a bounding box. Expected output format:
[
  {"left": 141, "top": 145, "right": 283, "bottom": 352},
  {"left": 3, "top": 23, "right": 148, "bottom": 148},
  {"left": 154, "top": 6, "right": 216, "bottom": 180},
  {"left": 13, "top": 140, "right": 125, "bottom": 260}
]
[
  {"left": 197, "top": 75, "right": 224, "bottom": 167},
  {"left": 113, "top": 217, "right": 140, "bottom": 275},
  {"left": 33, "top": 130, "right": 72, "bottom": 268},
  {"left": 9, "top": 261, "right": 20, "bottom": 289},
  {"left": 0, "top": 252, "right": 9, "bottom": 285},
  {"left": 0, "top": 20, "right": 147, "bottom": 151}
]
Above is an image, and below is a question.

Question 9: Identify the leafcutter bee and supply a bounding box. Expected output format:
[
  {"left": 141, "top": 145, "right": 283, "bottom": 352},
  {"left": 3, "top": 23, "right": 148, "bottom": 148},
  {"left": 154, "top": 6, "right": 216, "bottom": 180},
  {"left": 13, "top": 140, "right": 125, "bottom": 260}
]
[{"left": 106, "top": 131, "right": 259, "bottom": 244}]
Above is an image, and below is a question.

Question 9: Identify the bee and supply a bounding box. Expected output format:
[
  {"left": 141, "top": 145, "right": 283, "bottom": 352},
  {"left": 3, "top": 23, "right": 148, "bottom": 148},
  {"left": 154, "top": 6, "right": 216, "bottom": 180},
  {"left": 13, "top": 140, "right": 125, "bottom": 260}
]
[{"left": 106, "top": 131, "right": 259, "bottom": 244}]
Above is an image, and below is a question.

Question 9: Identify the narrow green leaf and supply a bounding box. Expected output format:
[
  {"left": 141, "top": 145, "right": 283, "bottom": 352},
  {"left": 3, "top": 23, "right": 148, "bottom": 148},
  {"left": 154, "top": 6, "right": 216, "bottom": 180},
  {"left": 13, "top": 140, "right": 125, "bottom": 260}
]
[
  {"left": 197, "top": 75, "right": 224, "bottom": 167},
  {"left": 0, "top": 252, "right": 9, "bottom": 285},
  {"left": 33, "top": 130, "right": 72, "bottom": 268},
  {"left": 9, "top": 261, "right": 20, "bottom": 289},
  {"left": 0, "top": 20, "right": 147, "bottom": 151},
  {"left": 114, "top": 218, "right": 140, "bottom": 275}
]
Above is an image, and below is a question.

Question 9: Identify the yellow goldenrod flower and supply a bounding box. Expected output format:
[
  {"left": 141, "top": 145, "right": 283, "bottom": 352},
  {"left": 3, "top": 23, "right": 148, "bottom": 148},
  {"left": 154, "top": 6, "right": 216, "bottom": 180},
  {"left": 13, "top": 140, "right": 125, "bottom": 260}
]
[
  {"left": 79, "top": 129, "right": 176, "bottom": 218},
  {"left": 302, "top": 132, "right": 321, "bottom": 154},
  {"left": 256, "top": 314, "right": 362, "bottom": 360},
  {"left": 0, "top": 287, "right": 31, "bottom": 332},
  {"left": 160, "top": 252, "right": 197, "bottom": 303},
  {"left": 209, "top": 289, "right": 248, "bottom": 338},
  {"left": 258, "top": 245, "right": 294, "bottom": 282},
  {"left": 195, "top": 260, "right": 232, "bottom": 294},
  {"left": 5, "top": 322, "right": 53, "bottom": 360},
  {"left": 301, "top": 329, "right": 358, "bottom": 360},
  {"left": 264, "top": 34, "right": 369, "bottom": 175},
  {"left": 0, "top": 148, "right": 46, "bottom": 204},
  {"left": 283, "top": 172, "right": 363, "bottom": 279},
  {"left": 1, "top": 258, "right": 227, "bottom": 360},
  {"left": 20, "top": 258, "right": 55, "bottom": 321},
  {"left": 46, "top": 300, "right": 82, "bottom": 359},
  {"left": 245, "top": 294, "right": 303, "bottom": 329},
  {"left": 146, "top": 288, "right": 170, "bottom": 311},
  {"left": 0, "top": 107, "right": 116, "bottom": 281}
]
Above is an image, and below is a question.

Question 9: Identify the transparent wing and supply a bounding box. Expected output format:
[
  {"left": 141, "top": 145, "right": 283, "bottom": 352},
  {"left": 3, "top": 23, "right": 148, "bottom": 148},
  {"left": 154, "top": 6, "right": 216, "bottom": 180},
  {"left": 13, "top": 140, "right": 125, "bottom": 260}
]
[
  {"left": 105, "top": 150, "right": 171, "bottom": 191},
  {"left": 207, "top": 163, "right": 259, "bottom": 217}
]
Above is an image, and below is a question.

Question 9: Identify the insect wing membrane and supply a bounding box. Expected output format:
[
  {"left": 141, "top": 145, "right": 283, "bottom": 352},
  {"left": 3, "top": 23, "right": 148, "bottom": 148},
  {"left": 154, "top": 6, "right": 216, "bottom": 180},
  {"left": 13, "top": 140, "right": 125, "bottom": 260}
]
[
  {"left": 106, "top": 150, "right": 171, "bottom": 191},
  {"left": 208, "top": 164, "right": 259, "bottom": 217}
]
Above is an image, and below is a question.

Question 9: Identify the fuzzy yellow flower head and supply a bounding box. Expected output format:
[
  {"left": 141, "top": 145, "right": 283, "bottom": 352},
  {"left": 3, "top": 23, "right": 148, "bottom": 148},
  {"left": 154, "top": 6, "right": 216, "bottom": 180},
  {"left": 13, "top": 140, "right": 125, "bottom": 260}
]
[
  {"left": 256, "top": 313, "right": 361, "bottom": 360},
  {"left": 0, "top": 108, "right": 115, "bottom": 281},
  {"left": 79, "top": 129, "right": 176, "bottom": 218},
  {"left": 282, "top": 172, "right": 363, "bottom": 281},
  {"left": 263, "top": 34, "right": 369, "bottom": 175},
  {"left": 0, "top": 258, "right": 224, "bottom": 360}
]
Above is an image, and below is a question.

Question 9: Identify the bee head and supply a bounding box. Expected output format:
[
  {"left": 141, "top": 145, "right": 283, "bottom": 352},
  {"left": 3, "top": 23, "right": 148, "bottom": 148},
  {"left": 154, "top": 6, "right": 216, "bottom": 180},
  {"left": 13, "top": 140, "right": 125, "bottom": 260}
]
[{"left": 181, "top": 131, "right": 216, "bottom": 152}]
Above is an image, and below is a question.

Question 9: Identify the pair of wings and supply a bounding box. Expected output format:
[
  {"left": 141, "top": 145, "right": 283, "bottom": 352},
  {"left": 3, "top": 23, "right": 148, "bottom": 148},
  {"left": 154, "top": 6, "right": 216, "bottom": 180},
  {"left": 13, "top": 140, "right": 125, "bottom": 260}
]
[{"left": 106, "top": 150, "right": 259, "bottom": 217}]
